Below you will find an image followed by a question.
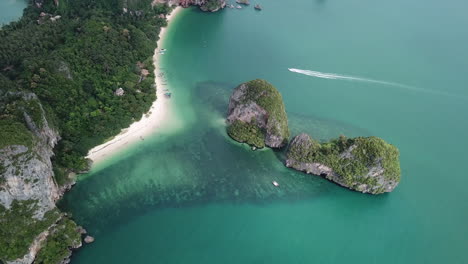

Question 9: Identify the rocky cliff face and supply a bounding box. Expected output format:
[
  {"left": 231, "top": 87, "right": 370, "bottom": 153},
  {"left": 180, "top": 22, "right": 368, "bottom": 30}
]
[
  {"left": 285, "top": 133, "right": 400, "bottom": 194},
  {"left": 0, "top": 93, "right": 81, "bottom": 264},
  {"left": 0, "top": 93, "right": 59, "bottom": 219},
  {"left": 226, "top": 79, "right": 289, "bottom": 148}
]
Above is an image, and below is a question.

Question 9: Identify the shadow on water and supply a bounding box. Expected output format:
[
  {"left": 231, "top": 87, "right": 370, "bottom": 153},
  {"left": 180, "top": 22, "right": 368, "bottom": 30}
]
[
  {"left": 59, "top": 80, "right": 372, "bottom": 234},
  {"left": 194, "top": 80, "right": 370, "bottom": 139},
  {"left": 193, "top": 80, "right": 371, "bottom": 161}
]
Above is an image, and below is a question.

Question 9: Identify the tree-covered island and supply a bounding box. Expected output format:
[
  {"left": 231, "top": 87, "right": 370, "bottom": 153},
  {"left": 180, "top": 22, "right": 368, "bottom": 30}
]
[
  {"left": 226, "top": 79, "right": 401, "bottom": 194},
  {"left": 226, "top": 79, "right": 290, "bottom": 149}
]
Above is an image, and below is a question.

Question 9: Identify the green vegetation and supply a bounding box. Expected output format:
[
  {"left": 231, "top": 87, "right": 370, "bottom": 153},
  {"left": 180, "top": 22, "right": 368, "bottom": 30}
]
[
  {"left": 0, "top": 200, "right": 60, "bottom": 262},
  {"left": 227, "top": 79, "right": 289, "bottom": 148},
  {"left": 240, "top": 80, "right": 289, "bottom": 139},
  {"left": 0, "top": 0, "right": 171, "bottom": 173},
  {"left": 227, "top": 120, "right": 266, "bottom": 148},
  {"left": 0, "top": 78, "right": 35, "bottom": 151},
  {"left": 0, "top": 119, "right": 34, "bottom": 150},
  {"left": 52, "top": 165, "right": 72, "bottom": 188},
  {"left": 287, "top": 134, "right": 401, "bottom": 191},
  {"left": 0, "top": 169, "right": 6, "bottom": 185},
  {"left": 0, "top": 0, "right": 173, "bottom": 262},
  {"left": 225, "top": 79, "right": 400, "bottom": 192},
  {"left": 35, "top": 217, "right": 81, "bottom": 264},
  {"left": 202, "top": 0, "right": 224, "bottom": 11},
  {"left": 24, "top": 99, "right": 45, "bottom": 129}
]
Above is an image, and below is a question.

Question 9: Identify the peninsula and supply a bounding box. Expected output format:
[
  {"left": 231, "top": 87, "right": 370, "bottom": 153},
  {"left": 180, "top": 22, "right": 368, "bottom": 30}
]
[{"left": 0, "top": 0, "right": 198, "bottom": 263}]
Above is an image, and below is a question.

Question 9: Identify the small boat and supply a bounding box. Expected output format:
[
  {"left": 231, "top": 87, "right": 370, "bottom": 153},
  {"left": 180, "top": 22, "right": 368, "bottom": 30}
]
[
  {"left": 254, "top": 4, "right": 262, "bottom": 10},
  {"left": 161, "top": 48, "right": 167, "bottom": 51},
  {"left": 236, "top": 5, "right": 242, "bottom": 9},
  {"left": 164, "top": 92, "right": 172, "bottom": 98},
  {"left": 272, "top": 181, "right": 279, "bottom": 187}
]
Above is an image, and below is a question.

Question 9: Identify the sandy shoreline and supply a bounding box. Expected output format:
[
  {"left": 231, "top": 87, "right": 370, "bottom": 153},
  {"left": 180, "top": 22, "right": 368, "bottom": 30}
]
[{"left": 86, "top": 7, "right": 183, "bottom": 164}]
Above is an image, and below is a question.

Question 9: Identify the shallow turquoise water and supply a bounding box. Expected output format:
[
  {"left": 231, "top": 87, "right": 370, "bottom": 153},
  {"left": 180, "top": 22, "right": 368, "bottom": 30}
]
[
  {"left": 0, "top": 0, "right": 26, "bottom": 25},
  {"left": 9, "top": 0, "right": 468, "bottom": 262}
]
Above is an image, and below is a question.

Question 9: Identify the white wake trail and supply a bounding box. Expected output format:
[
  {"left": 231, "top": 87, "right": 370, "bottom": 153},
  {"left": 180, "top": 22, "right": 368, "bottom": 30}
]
[
  {"left": 289, "top": 68, "right": 414, "bottom": 88},
  {"left": 288, "top": 68, "right": 461, "bottom": 98}
]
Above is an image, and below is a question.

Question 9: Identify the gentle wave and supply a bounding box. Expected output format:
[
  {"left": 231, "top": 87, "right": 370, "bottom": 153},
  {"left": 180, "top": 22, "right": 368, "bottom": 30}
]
[{"left": 288, "top": 68, "right": 463, "bottom": 99}]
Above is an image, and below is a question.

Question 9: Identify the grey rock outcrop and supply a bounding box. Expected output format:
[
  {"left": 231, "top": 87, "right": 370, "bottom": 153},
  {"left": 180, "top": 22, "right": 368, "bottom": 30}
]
[
  {"left": 84, "top": 236, "right": 95, "bottom": 244},
  {"left": 226, "top": 79, "right": 289, "bottom": 148},
  {"left": 0, "top": 94, "right": 59, "bottom": 219},
  {"left": 0, "top": 93, "right": 81, "bottom": 264},
  {"left": 285, "top": 133, "right": 400, "bottom": 194},
  {"left": 154, "top": 0, "right": 226, "bottom": 12}
]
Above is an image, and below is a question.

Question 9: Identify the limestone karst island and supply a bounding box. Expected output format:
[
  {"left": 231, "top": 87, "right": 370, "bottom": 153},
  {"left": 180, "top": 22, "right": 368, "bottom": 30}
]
[
  {"left": 1, "top": 0, "right": 467, "bottom": 263},
  {"left": 226, "top": 79, "right": 400, "bottom": 194}
]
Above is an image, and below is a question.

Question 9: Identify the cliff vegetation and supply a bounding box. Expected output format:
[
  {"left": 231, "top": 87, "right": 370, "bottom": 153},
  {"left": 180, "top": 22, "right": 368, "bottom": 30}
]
[
  {"left": 0, "top": 200, "right": 60, "bottom": 262},
  {"left": 0, "top": 0, "right": 172, "bottom": 262},
  {"left": 225, "top": 79, "right": 401, "bottom": 194},
  {"left": 227, "top": 79, "right": 290, "bottom": 148},
  {"left": 35, "top": 217, "right": 82, "bottom": 264},
  {"left": 1, "top": 0, "right": 170, "bottom": 174},
  {"left": 286, "top": 133, "right": 401, "bottom": 194}
]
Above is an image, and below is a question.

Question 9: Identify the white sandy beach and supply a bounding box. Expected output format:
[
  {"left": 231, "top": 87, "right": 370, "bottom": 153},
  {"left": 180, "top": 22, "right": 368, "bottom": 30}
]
[{"left": 86, "top": 7, "right": 183, "bottom": 164}]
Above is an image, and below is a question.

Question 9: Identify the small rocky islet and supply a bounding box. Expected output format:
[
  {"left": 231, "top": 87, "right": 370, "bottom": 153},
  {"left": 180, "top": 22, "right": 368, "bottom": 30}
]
[
  {"left": 226, "top": 79, "right": 289, "bottom": 148},
  {"left": 226, "top": 79, "right": 401, "bottom": 194}
]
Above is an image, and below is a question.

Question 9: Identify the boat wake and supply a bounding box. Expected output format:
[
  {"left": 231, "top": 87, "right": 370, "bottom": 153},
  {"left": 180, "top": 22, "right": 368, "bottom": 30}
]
[{"left": 288, "top": 68, "right": 462, "bottom": 98}]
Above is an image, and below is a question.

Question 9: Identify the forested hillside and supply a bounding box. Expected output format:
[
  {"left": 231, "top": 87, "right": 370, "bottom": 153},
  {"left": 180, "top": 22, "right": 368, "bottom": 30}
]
[
  {"left": 1, "top": 0, "right": 170, "bottom": 178},
  {"left": 0, "top": 0, "right": 171, "bottom": 262}
]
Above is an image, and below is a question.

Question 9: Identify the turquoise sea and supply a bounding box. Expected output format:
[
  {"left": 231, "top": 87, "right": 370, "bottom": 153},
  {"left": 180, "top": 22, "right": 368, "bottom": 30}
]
[
  {"left": 0, "top": 0, "right": 27, "bottom": 25},
  {"left": 4, "top": 0, "right": 468, "bottom": 263}
]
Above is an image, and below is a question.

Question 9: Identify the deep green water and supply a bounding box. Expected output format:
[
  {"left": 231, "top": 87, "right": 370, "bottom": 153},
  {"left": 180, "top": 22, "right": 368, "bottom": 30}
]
[
  {"left": 7, "top": 0, "right": 468, "bottom": 262},
  {"left": 0, "top": 0, "right": 27, "bottom": 25}
]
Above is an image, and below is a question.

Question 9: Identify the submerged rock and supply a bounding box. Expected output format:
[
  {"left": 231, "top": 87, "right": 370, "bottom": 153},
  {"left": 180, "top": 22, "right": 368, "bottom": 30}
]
[
  {"left": 226, "top": 79, "right": 289, "bottom": 149},
  {"left": 285, "top": 133, "right": 401, "bottom": 194},
  {"left": 84, "top": 236, "right": 95, "bottom": 244}
]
